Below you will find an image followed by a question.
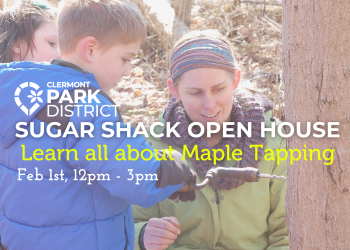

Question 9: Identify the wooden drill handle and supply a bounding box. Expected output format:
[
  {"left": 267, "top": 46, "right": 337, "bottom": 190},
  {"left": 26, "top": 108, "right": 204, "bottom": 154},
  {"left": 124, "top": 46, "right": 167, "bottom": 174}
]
[
  {"left": 178, "top": 167, "right": 260, "bottom": 192},
  {"left": 215, "top": 167, "right": 260, "bottom": 182}
]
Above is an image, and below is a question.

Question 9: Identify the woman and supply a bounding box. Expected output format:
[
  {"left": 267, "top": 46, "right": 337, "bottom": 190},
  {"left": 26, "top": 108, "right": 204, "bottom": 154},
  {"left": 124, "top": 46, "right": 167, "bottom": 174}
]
[{"left": 133, "top": 30, "right": 288, "bottom": 250}]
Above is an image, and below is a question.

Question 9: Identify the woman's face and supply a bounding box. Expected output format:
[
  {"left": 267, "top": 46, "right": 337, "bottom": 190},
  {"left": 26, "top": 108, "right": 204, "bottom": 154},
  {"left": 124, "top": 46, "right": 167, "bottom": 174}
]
[
  {"left": 168, "top": 68, "right": 240, "bottom": 128},
  {"left": 12, "top": 21, "right": 59, "bottom": 62}
]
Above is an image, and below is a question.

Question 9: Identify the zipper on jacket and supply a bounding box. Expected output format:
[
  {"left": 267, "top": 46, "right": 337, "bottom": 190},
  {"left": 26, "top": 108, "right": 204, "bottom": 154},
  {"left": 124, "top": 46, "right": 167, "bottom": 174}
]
[{"left": 213, "top": 188, "right": 220, "bottom": 204}]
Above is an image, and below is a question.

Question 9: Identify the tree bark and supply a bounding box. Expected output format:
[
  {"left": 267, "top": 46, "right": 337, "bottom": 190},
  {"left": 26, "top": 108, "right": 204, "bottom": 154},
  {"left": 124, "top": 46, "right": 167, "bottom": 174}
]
[
  {"left": 0, "top": 0, "right": 4, "bottom": 10},
  {"left": 283, "top": 0, "right": 350, "bottom": 249}
]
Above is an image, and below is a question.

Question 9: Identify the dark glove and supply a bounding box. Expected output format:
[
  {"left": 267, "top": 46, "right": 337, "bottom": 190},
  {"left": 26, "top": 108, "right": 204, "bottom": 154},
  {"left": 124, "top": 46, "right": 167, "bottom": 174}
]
[
  {"left": 154, "top": 149, "right": 197, "bottom": 202},
  {"left": 155, "top": 149, "right": 190, "bottom": 188},
  {"left": 168, "top": 168, "right": 197, "bottom": 202}
]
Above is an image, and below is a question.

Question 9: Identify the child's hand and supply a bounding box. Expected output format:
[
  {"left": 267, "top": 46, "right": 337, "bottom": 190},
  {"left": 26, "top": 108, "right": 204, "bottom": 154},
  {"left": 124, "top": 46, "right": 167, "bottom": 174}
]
[
  {"left": 168, "top": 169, "right": 197, "bottom": 203},
  {"left": 143, "top": 217, "right": 180, "bottom": 250}
]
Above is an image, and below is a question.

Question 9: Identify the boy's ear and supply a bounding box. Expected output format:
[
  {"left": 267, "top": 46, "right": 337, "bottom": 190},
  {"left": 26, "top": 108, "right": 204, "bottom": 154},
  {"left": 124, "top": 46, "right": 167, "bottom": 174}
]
[
  {"left": 167, "top": 78, "right": 181, "bottom": 100},
  {"left": 81, "top": 36, "right": 99, "bottom": 63}
]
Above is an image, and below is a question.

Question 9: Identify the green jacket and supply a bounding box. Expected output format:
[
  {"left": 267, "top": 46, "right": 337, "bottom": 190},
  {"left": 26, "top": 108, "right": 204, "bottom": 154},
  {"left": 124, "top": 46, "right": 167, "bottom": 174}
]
[{"left": 133, "top": 110, "right": 288, "bottom": 250}]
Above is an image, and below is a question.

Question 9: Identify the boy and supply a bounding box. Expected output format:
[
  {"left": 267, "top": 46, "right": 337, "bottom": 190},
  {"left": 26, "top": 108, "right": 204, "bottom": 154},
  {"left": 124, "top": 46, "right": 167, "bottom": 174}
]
[{"left": 0, "top": 1, "right": 196, "bottom": 249}]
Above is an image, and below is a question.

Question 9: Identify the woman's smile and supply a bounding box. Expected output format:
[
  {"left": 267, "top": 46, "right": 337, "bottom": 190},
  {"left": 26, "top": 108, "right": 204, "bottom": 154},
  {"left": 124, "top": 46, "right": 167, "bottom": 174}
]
[{"left": 200, "top": 110, "right": 221, "bottom": 120}]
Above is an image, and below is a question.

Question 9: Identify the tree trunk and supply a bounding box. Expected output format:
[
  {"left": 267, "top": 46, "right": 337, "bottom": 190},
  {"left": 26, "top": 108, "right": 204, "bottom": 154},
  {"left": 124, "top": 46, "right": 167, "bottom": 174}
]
[
  {"left": 0, "top": 0, "right": 4, "bottom": 10},
  {"left": 131, "top": 0, "right": 189, "bottom": 50},
  {"left": 169, "top": 0, "right": 192, "bottom": 27},
  {"left": 283, "top": 0, "right": 350, "bottom": 249}
]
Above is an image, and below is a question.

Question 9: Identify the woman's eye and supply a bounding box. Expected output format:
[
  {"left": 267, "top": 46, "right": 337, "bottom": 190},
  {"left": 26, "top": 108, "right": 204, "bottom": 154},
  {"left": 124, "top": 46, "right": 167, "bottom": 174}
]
[
  {"left": 215, "top": 87, "right": 225, "bottom": 92},
  {"left": 48, "top": 41, "right": 56, "bottom": 47},
  {"left": 123, "top": 59, "right": 130, "bottom": 63},
  {"left": 190, "top": 91, "right": 201, "bottom": 95}
]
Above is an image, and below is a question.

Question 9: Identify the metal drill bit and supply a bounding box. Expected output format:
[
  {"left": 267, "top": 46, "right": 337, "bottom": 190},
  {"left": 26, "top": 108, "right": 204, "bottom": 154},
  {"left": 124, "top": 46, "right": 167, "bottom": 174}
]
[{"left": 259, "top": 174, "right": 287, "bottom": 180}]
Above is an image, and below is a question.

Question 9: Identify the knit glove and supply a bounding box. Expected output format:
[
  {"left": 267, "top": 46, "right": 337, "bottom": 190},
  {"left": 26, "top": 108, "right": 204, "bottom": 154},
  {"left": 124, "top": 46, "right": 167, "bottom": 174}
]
[{"left": 168, "top": 168, "right": 197, "bottom": 203}]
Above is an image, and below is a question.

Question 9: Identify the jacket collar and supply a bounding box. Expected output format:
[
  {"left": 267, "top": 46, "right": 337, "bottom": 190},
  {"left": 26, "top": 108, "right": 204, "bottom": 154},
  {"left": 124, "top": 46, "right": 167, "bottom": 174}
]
[{"left": 50, "top": 59, "right": 88, "bottom": 74}]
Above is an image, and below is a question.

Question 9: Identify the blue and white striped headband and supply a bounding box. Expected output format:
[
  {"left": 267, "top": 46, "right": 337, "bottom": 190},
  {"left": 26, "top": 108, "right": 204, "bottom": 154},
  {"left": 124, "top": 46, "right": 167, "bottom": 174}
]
[{"left": 169, "top": 37, "right": 236, "bottom": 80}]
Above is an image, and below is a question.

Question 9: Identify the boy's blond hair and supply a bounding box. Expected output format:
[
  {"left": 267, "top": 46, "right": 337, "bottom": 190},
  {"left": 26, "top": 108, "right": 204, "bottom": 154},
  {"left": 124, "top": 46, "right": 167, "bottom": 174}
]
[{"left": 58, "top": 0, "right": 147, "bottom": 54}]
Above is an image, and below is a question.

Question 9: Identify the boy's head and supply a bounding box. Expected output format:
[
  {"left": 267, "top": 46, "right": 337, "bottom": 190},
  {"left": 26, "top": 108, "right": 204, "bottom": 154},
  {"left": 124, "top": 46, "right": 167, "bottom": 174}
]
[{"left": 58, "top": 0, "right": 147, "bottom": 93}]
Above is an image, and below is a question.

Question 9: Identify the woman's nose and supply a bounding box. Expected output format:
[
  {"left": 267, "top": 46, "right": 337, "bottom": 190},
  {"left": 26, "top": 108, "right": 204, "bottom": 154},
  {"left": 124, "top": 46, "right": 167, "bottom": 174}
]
[{"left": 202, "top": 94, "right": 216, "bottom": 110}]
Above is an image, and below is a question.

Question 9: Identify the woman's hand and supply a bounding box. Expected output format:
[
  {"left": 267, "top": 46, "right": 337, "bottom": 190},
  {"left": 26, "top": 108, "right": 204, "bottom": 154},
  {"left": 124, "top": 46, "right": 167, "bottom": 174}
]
[{"left": 143, "top": 217, "right": 180, "bottom": 250}]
